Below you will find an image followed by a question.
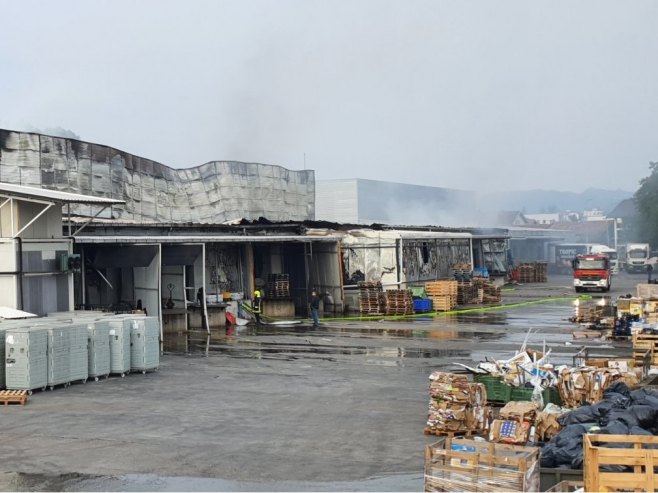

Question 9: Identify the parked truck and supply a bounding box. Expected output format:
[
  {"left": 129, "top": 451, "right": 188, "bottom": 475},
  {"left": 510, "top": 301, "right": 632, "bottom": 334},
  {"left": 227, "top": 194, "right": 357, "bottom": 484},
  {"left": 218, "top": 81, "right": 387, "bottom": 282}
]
[
  {"left": 624, "top": 243, "right": 650, "bottom": 273},
  {"left": 571, "top": 253, "right": 612, "bottom": 292},
  {"left": 552, "top": 243, "right": 616, "bottom": 274}
]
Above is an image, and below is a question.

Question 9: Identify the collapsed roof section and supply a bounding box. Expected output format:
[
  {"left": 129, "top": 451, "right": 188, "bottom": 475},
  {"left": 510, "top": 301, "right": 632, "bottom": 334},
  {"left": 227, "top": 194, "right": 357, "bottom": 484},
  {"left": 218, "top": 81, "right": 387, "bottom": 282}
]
[{"left": 0, "top": 129, "right": 315, "bottom": 224}]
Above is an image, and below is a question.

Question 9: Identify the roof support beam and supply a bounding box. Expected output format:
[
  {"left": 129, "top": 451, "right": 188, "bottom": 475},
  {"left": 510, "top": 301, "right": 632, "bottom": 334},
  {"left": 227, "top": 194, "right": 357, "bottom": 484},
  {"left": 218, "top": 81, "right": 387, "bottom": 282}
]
[
  {"left": 71, "top": 206, "right": 109, "bottom": 237},
  {"left": 13, "top": 203, "right": 54, "bottom": 238}
]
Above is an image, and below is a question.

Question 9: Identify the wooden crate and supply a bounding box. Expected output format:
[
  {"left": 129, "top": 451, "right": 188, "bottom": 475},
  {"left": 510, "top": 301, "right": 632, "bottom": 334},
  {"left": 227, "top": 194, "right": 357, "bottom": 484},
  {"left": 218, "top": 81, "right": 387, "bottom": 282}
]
[
  {"left": 584, "top": 434, "right": 658, "bottom": 492},
  {"left": 632, "top": 334, "right": 658, "bottom": 365},
  {"left": 545, "top": 480, "right": 584, "bottom": 492},
  {"left": 431, "top": 295, "right": 456, "bottom": 312},
  {"left": 424, "top": 436, "right": 539, "bottom": 492},
  {"left": 425, "top": 281, "right": 458, "bottom": 297},
  {"left": 637, "top": 284, "right": 658, "bottom": 299}
]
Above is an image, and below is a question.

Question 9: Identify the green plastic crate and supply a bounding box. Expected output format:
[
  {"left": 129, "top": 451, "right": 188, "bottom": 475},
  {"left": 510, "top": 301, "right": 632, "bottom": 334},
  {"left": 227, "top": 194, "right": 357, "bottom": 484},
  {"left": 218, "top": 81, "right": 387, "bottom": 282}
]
[
  {"left": 473, "top": 374, "right": 512, "bottom": 403},
  {"left": 543, "top": 386, "right": 562, "bottom": 406},
  {"left": 510, "top": 386, "right": 535, "bottom": 402},
  {"left": 509, "top": 386, "right": 563, "bottom": 406}
]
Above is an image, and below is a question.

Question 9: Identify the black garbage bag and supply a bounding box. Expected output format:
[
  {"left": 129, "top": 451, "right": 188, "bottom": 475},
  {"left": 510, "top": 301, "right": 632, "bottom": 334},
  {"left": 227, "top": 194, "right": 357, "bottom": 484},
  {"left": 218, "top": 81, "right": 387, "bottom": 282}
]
[
  {"left": 602, "top": 392, "right": 632, "bottom": 409},
  {"left": 604, "top": 381, "right": 631, "bottom": 398},
  {"left": 600, "top": 420, "right": 630, "bottom": 438},
  {"left": 590, "top": 400, "right": 615, "bottom": 418},
  {"left": 630, "top": 405, "right": 658, "bottom": 429},
  {"left": 602, "top": 410, "right": 638, "bottom": 429},
  {"left": 631, "top": 388, "right": 658, "bottom": 407},
  {"left": 554, "top": 424, "right": 589, "bottom": 448},
  {"left": 554, "top": 441, "right": 583, "bottom": 467},
  {"left": 559, "top": 405, "right": 601, "bottom": 426},
  {"left": 571, "top": 451, "right": 584, "bottom": 469},
  {"left": 629, "top": 425, "right": 653, "bottom": 436},
  {"left": 540, "top": 442, "right": 557, "bottom": 468}
]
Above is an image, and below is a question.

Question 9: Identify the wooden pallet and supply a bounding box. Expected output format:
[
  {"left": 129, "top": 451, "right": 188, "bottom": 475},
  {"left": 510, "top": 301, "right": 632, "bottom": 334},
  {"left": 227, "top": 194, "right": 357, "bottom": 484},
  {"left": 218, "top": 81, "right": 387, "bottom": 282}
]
[
  {"left": 0, "top": 390, "right": 28, "bottom": 406},
  {"left": 423, "top": 427, "right": 476, "bottom": 437}
]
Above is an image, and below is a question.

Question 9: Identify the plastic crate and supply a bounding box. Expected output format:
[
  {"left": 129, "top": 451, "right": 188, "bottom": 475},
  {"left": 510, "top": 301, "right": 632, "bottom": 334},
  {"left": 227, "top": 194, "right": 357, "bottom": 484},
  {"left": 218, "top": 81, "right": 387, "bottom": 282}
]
[
  {"left": 510, "top": 386, "right": 563, "bottom": 406},
  {"left": 474, "top": 374, "right": 512, "bottom": 403},
  {"left": 510, "top": 386, "right": 535, "bottom": 402},
  {"left": 413, "top": 298, "right": 432, "bottom": 312},
  {"left": 543, "top": 386, "right": 562, "bottom": 406}
]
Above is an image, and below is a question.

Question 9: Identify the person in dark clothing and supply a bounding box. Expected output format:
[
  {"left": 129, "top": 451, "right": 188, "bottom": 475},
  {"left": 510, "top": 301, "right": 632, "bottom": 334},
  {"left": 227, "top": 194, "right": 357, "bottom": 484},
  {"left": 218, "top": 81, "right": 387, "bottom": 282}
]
[
  {"left": 648, "top": 263, "right": 654, "bottom": 284},
  {"left": 310, "top": 290, "right": 321, "bottom": 327}
]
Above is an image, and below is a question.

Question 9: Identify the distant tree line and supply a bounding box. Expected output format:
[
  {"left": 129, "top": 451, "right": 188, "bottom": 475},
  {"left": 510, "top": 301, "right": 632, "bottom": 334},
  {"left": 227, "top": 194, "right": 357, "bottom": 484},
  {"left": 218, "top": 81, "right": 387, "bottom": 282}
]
[{"left": 634, "top": 161, "right": 658, "bottom": 246}]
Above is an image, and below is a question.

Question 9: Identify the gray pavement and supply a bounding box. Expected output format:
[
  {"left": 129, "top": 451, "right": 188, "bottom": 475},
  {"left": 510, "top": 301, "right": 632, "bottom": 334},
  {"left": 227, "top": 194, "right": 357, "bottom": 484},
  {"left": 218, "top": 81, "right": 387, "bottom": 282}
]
[{"left": 0, "top": 273, "right": 643, "bottom": 491}]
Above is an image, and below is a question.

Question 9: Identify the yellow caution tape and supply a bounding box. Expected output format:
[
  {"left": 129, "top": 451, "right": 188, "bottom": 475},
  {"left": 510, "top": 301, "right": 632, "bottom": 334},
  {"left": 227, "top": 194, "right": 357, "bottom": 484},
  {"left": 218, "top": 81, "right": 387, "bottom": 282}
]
[{"left": 318, "top": 295, "right": 590, "bottom": 322}]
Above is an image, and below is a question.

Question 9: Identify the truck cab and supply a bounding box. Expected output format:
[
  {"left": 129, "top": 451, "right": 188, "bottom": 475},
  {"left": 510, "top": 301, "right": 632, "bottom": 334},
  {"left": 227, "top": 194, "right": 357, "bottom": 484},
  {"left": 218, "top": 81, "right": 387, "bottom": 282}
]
[
  {"left": 571, "top": 254, "right": 611, "bottom": 293},
  {"left": 590, "top": 245, "right": 619, "bottom": 275},
  {"left": 626, "top": 243, "right": 650, "bottom": 273}
]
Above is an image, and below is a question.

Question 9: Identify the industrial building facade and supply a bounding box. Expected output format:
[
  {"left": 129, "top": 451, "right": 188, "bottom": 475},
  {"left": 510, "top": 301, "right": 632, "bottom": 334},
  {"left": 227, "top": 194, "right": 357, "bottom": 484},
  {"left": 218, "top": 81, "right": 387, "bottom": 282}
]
[{"left": 0, "top": 129, "right": 315, "bottom": 223}]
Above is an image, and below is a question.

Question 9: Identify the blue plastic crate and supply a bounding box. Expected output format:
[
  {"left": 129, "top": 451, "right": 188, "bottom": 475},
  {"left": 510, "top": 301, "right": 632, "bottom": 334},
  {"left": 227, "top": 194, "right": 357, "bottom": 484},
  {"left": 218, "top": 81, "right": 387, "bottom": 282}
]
[{"left": 413, "top": 298, "right": 432, "bottom": 312}]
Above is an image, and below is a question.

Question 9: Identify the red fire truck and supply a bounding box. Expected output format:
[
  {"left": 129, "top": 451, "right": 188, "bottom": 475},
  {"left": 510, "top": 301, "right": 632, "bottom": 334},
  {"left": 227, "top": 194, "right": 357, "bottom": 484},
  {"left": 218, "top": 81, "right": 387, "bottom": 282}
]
[{"left": 571, "top": 253, "right": 612, "bottom": 293}]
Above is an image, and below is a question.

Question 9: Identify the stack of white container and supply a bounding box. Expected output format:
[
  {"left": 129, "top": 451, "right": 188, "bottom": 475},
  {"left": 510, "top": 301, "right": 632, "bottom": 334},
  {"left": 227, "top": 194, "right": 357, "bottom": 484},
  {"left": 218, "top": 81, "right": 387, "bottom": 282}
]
[{"left": 0, "top": 312, "right": 160, "bottom": 394}]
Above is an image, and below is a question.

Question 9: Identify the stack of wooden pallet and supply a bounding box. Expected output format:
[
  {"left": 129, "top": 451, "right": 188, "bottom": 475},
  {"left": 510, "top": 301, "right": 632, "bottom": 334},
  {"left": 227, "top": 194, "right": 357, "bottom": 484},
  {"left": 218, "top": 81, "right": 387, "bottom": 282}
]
[
  {"left": 517, "top": 262, "right": 548, "bottom": 283},
  {"left": 384, "top": 289, "right": 414, "bottom": 315},
  {"left": 357, "top": 281, "right": 384, "bottom": 314},
  {"left": 425, "top": 280, "right": 457, "bottom": 312},
  {"left": 266, "top": 274, "right": 290, "bottom": 298},
  {"left": 473, "top": 278, "right": 501, "bottom": 303},
  {"left": 457, "top": 280, "right": 479, "bottom": 305},
  {"left": 518, "top": 263, "right": 537, "bottom": 283},
  {"left": 450, "top": 262, "right": 472, "bottom": 280}
]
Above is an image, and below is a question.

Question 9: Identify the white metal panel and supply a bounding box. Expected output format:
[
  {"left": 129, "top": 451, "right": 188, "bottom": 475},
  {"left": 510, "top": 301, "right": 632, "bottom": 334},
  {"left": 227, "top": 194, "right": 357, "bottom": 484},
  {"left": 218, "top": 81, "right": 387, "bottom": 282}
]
[
  {"left": 315, "top": 180, "right": 359, "bottom": 223},
  {"left": 0, "top": 181, "right": 125, "bottom": 205}
]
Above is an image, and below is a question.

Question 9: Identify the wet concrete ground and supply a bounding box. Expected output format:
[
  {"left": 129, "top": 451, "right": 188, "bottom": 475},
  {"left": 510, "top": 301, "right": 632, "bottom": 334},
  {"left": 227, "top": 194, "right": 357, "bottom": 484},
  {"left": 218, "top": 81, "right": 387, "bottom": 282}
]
[{"left": 0, "top": 273, "right": 643, "bottom": 491}]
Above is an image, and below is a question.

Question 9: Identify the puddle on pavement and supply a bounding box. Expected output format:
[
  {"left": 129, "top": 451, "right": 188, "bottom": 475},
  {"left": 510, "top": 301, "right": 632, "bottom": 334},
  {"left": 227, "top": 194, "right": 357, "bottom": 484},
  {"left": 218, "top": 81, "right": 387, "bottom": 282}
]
[
  {"left": 74, "top": 473, "right": 423, "bottom": 492},
  {"left": 0, "top": 471, "right": 423, "bottom": 492}
]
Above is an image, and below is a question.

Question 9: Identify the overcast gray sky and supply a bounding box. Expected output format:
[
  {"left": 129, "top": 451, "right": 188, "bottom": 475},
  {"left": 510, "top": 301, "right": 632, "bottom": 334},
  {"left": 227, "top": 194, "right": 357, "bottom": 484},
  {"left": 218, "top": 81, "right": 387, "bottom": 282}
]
[{"left": 1, "top": 0, "right": 657, "bottom": 193}]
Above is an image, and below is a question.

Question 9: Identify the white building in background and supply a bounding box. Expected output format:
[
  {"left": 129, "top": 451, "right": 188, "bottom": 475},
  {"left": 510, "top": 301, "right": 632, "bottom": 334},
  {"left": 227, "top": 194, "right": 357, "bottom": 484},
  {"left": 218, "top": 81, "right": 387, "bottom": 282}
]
[
  {"left": 583, "top": 209, "right": 606, "bottom": 221},
  {"left": 524, "top": 213, "right": 561, "bottom": 225},
  {"left": 316, "top": 179, "right": 473, "bottom": 226}
]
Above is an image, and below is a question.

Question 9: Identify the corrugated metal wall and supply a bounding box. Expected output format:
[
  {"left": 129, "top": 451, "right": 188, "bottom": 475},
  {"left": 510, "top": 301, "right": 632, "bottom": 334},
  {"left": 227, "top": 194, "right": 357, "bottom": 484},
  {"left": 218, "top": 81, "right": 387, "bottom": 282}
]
[{"left": 0, "top": 130, "right": 315, "bottom": 223}]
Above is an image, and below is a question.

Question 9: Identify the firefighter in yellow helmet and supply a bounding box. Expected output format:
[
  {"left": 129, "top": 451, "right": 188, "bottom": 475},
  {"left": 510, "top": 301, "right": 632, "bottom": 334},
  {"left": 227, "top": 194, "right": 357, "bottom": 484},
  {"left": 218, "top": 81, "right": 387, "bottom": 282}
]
[{"left": 253, "top": 289, "right": 262, "bottom": 324}]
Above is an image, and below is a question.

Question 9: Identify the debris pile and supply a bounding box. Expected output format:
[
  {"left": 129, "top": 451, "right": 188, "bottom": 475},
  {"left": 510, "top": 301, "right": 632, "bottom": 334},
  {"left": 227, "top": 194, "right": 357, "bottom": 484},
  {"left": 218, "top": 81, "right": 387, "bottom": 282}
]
[
  {"left": 489, "top": 401, "right": 538, "bottom": 444},
  {"left": 557, "top": 366, "right": 641, "bottom": 408},
  {"left": 425, "top": 371, "right": 489, "bottom": 436}
]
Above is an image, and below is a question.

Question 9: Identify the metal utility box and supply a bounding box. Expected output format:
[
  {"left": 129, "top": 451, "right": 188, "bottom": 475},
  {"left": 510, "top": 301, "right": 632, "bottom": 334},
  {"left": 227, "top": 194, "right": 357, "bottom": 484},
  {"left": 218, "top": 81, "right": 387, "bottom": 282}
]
[
  {"left": 0, "top": 327, "right": 6, "bottom": 389},
  {"left": 108, "top": 318, "right": 131, "bottom": 376},
  {"left": 5, "top": 327, "right": 48, "bottom": 392},
  {"left": 67, "top": 323, "right": 89, "bottom": 383},
  {"left": 87, "top": 320, "right": 111, "bottom": 380},
  {"left": 130, "top": 316, "right": 160, "bottom": 373},
  {"left": 46, "top": 324, "right": 71, "bottom": 389}
]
